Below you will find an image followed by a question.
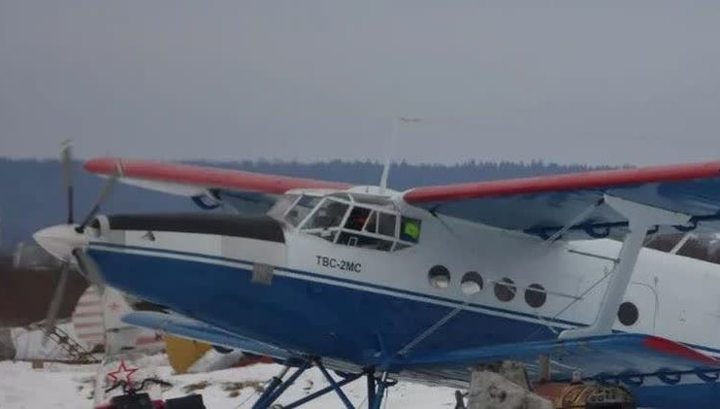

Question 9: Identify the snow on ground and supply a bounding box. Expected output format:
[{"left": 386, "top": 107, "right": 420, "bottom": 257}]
[
  {"left": 0, "top": 356, "right": 460, "bottom": 408},
  {"left": 0, "top": 360, "right": 94, "bottom": 409}
]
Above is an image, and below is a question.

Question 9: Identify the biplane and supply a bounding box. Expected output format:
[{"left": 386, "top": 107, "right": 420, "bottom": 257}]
[{"left": 34, "top": 152, "right": 720, "bottom": 408}]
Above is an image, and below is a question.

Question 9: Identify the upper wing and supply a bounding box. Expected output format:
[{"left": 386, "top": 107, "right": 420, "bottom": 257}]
[
  {"left": 395, "top": 333, "right": 720, "bottom": 384},
  {"left": 85, "top": 157, "right": 351, "bottom": 211},
  {"left": 404, "top": 161, "right": 720, "bottom": 239}
]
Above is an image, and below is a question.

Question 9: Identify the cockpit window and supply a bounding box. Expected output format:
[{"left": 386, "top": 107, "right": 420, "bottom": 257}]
[
  {"left": 285, "top": 195, "right": 321, "bottom": 227},
  {"left": 345, "top": 207, "right": 372, "bottom": 231},
  {"left": 378, "top": 213, "right": 397, "bottom": 237},
  {"left": 283, "top": 193, "right": 422, "bottom": 252},
  {"left": 268, "top": 194, "right": 298, "bottom": 220},
  {"left": 305, "top": 199, "right": 349, "bottom": 230}
]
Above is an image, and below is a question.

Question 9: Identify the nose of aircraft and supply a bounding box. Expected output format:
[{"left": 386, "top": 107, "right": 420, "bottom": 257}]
[{"left": 33, "top": 224, "right": 88, "bottom": 261}]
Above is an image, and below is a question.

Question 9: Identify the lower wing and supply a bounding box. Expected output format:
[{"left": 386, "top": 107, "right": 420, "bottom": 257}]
[{"left": 394, "top": 333, "right": 720, "bottom": 384}]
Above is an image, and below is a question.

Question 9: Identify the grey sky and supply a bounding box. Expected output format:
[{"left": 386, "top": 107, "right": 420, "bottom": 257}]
[{"left": 1, "top": 1, "right": 720, "bottom": 166}]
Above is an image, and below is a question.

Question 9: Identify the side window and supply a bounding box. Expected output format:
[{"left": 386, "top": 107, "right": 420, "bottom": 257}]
[
  {"left": 524, "top": 284, "right": 547, "bottom": 308},
  {"left": 428, "top": 265, "right": 451, "bottom": 289},
  {"left": 618, "top": 301, "right": 639, "bottom": 326},
  {"left": 461, "top": 271, "right": 483, "bottom": 295},
  {"left": 378, "top": 213, "right": 397, "bottom": 237},
  {"left": 494, "top": 278, "right": 517, "bottom": 302},
  {"left": 400, "top": 217, "right": 421, "bottom": 243}
]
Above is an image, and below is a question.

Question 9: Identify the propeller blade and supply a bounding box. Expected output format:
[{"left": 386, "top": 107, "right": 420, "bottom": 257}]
[
  {"left": 42, "top": 262, "right": 71, "bottom": 344},
  {"left": 61, "top": 140, "right": 74, "bottom": 224},
  {"left": 77, "top": 161, "right": 122, "bottom": 232},
  {"left": 73, "top": 249, "right": 104, "bottom": 290}
]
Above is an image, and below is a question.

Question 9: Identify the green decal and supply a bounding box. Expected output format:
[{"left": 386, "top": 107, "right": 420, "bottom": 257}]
[{"left": 403, "top": 220, "right": 420, "bottom": 240}]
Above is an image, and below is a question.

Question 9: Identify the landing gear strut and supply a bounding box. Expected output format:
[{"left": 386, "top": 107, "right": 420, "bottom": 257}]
[{"left": 251, "top": 358, "right": 396, "bottom": 409}]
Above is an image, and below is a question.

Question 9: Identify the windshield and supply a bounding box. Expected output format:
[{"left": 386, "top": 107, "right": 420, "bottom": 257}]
[{"left": 284, "top": 195, "right": 321, "bottom": 227}]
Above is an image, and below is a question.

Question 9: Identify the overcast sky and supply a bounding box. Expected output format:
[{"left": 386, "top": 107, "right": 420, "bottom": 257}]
[{"left": 1, "top": 1, "right": 720, "bottom": 166}]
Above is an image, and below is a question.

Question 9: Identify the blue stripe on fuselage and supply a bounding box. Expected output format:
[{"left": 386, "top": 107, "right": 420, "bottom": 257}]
[
  {"left": 89, "top": 242, "right": 579, "bottom": 327},
  {"left": 88, "top": 243, "right": 561, "bottom": 359}
]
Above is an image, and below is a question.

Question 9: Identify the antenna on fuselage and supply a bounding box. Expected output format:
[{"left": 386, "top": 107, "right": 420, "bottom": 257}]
[{"left": 379, "top": 117, "right": 421, "bottom": 193}]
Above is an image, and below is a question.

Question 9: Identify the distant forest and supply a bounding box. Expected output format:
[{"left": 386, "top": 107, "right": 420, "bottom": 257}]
[{"left": 0, "top": 157, "right": 608, "bottom": 250}]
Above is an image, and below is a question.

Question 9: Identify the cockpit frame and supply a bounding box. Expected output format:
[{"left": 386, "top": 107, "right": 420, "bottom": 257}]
[{"left": 269, "top": 192, "right": 421, "bottom": 252}]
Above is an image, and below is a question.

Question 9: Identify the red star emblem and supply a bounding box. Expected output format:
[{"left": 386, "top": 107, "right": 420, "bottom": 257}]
[
  {"left": 107, "top": 359, "right": 139, "bottom": 385},
  {"left": 109, "top": 302, "right": 121, "bottom": 312}
]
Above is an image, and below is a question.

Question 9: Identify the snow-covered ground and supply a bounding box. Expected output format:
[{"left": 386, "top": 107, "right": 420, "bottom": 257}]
[{"left": 0, "top": 357, "right": 459, "bottom": 408}]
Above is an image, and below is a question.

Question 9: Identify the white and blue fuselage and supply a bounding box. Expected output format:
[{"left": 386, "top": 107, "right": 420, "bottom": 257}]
[{"left": 42, "top": 189, "right": 720, "bottom": 408}]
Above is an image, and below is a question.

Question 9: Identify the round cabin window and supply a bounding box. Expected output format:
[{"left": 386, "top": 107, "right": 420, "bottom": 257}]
[
  {"left": 618, "top": 302, "right": 639, "bottom": 326},
  {"left": 428, "top": 265, "right": 451, "bottom": 289},
  {"left": 461, "top": 271, "right": 484, "bottom": 295},
  {"left": 494, "top": 278, "right": 516, "bottom": 302},
  {"left": 524, "top": 284, "right": 547, "bottom": 308}
]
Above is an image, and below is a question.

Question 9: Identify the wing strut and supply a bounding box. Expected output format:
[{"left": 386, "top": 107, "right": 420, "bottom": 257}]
[{"left": 559, "top": 195, "right": 691, "bottom": 340}]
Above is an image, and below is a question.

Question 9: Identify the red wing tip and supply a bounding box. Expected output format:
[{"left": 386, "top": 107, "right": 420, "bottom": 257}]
[
  {"left": 643, "top": 336, "right": 719, "bottom": 365},
  {"left": 84, "top": 156, "right": 120, "bottom": 173}
]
